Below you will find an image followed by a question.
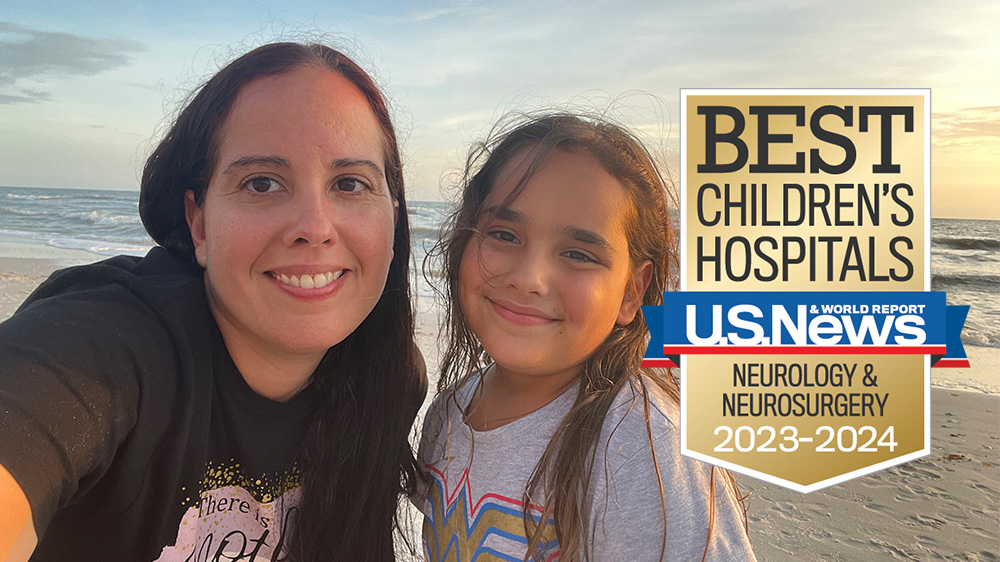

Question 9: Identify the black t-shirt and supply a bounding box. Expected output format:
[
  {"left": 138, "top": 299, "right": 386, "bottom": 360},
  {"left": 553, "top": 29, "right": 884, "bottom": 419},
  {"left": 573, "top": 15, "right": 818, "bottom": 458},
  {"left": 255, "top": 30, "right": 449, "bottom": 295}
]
[{"left": 0, "top": 248, "right": 318, "bottom": 561}]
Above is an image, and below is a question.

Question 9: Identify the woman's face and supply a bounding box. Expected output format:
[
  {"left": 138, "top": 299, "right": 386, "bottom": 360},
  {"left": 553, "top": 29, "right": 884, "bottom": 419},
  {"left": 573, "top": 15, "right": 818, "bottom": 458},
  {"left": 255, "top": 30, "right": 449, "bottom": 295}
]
[{"left": 185, "top": 65, "right": 396, "bottom": 372}]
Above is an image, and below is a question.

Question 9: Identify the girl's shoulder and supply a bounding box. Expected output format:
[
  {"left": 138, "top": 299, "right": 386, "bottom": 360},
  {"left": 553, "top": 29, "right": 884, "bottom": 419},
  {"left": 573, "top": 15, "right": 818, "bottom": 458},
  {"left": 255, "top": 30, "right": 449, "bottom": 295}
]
[
  {"left": 420, "top": 372, "right": 481, "bottom": 443},
  {"left": 427, "top": 372, "right": 481, "bottom": 417},
  {"left": 590, "top": 376, "right": 757, "bottom": 561},
  {"left": 602, "top": 372, "right": 680, "bottom": 437},
  {"left": 594, "top": 372, "right": 683, "bottom": 476}
]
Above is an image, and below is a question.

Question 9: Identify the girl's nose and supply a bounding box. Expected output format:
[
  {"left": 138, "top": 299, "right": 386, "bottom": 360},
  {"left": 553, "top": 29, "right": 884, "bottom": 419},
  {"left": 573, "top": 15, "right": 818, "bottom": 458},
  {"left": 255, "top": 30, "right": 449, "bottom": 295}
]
[
  {"left": 504, "top": 248, "right": 550, "bottom": 296},
  {"left": 283, "top": 187, "right": 338, "bottom": 247}
]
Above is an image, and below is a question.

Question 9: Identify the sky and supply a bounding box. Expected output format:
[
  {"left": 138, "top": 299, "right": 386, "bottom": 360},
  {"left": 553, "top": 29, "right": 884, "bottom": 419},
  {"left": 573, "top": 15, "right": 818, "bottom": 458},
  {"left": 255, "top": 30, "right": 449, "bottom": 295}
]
[{"left": 0, "top": 0, "right": 997, "bottom": 219}]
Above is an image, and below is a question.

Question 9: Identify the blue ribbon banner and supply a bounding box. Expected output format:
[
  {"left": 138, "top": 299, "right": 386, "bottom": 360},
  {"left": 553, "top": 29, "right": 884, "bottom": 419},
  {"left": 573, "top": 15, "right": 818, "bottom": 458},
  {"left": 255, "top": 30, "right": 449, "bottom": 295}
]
[{"left": 642, "top": 292, "right": 968, "bottom": 369}]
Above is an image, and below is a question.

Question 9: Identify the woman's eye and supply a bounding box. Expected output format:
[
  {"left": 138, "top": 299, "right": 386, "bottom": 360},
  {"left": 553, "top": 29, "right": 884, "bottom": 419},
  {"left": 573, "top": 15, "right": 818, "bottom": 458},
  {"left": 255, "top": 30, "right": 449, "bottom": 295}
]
[
  {"left": 336, "top": 177, "right": 371, "bottom": 193},
  {"left": 244, "top": 176, "right": 281, "bottom": 193}
]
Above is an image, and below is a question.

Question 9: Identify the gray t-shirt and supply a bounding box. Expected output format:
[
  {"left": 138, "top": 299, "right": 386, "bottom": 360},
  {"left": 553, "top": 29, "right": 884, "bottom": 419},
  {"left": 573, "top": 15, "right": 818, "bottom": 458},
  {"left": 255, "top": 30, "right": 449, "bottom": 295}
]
[{"left": 416, "top": 372, "right": 757, "bottom": 561}]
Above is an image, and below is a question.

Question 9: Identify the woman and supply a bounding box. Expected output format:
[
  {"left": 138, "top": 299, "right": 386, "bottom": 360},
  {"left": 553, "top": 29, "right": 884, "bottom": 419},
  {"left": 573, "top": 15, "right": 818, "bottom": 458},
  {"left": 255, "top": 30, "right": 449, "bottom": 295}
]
[{"left": 0, "top": 42, "right": 424, "bottom": 561}]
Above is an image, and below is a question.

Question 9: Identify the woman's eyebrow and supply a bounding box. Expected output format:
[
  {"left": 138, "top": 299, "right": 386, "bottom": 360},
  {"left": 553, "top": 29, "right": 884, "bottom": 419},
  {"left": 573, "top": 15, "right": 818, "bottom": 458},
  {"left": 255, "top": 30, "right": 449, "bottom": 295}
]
[
  {"left": 222, "top": 155, "right": 289, "bottom": 175},
  {"left": 332, "top": 158, "right": 383, "bottom": 175},
  {"left": 221, "top": 156, "right": 384, "bottom": 176}
]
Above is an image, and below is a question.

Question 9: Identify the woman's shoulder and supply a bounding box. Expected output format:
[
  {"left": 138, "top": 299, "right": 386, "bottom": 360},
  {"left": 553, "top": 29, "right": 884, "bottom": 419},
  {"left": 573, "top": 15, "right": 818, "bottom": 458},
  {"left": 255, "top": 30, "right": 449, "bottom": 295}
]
[
  {"left": 23, "top": 247, "right": 203, "bottom": 310},
  {"left": 2, "top": 247, "right": 214, "bottom": 387},
  {"left": 12, "top": 248, "right": 210, "bottom": 338}
]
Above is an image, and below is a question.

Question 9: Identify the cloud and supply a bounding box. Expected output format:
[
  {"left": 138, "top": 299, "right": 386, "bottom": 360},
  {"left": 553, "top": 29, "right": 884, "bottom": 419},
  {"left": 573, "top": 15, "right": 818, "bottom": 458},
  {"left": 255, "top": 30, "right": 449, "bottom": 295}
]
[
  {"left": 934, "top": 107, "right": 1000, "bottom": 150},
  {"left": 0, "top": 21, "right": 143, "bottom": 104},
  {"left": 0, "top": 88, "right": 50, "bottom": 104},
  {"left": 407, "top": 7, "right": 461, "bottom": 22}
]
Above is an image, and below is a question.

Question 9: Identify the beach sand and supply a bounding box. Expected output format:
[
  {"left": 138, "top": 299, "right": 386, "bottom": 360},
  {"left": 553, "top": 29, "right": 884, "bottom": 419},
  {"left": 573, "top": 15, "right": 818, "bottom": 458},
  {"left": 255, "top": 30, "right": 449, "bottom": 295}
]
[
  {"left": 742, "top": 384, "right": 999, "bottom": 561},
  {"left": 2, "top": 255, "right": 997, "bottom": 560}
]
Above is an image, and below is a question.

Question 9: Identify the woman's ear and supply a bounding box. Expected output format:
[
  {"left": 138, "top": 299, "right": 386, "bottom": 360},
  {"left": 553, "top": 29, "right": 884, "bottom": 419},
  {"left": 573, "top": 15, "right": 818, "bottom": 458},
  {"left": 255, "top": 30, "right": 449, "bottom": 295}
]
[
  {"left": 617, "top": 259, "right": 653, "bottom": 325},
  {"left": 184, "top": 190, "right": 208, "bottom": 268}
]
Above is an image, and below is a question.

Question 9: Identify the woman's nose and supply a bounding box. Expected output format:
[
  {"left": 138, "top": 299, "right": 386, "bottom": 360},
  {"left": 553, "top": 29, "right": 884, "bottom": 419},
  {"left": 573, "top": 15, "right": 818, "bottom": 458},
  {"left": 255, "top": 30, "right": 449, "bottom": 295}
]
[{"left": 283, "top": 187, "right": 338, "bottom": 247}]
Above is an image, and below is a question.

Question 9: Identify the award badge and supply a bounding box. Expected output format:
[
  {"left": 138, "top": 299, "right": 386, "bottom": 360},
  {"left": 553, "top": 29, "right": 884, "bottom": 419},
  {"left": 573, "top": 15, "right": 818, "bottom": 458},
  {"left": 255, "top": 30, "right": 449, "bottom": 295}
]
[{"left": 643, "top": 90, "right": 968, "bottom": 492}]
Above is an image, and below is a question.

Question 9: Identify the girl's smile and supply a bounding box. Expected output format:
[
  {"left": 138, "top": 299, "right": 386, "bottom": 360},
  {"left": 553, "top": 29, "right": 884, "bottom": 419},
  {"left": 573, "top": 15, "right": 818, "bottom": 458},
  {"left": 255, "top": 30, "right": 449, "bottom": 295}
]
[{"left": 488, "top": 297, "right": 557, "bottom": 326}]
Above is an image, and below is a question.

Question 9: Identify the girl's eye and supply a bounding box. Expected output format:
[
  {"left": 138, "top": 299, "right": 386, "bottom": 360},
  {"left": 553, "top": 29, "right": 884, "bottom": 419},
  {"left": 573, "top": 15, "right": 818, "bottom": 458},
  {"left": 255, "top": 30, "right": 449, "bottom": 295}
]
[
  {"left": 244, "top": 176, "right": 281, "bottom": 193},
  {"left": 336, "top": 177, "right": 371, "bottom": 193},
  {"left": 564, "top": 249, "right": 598, "bottom": 263},
  {"left": 487, "top": 230, "right": 518, "bottom": 243}
]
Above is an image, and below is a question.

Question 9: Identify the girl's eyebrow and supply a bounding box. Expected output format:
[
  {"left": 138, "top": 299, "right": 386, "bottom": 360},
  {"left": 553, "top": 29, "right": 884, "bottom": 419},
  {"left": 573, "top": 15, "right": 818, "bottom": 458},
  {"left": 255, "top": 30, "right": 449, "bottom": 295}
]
[
  {"left": 483, "top": 205, "right": 613, "bottom": 250},
  {"left": 222, "top": 155, "right": 289, "bottom": 174},
  {"left": 482, "top": 205, "right": 522, "bottom": 223},
  {"left": 563, "top": 226, "right": 612, "bottom": 250}
]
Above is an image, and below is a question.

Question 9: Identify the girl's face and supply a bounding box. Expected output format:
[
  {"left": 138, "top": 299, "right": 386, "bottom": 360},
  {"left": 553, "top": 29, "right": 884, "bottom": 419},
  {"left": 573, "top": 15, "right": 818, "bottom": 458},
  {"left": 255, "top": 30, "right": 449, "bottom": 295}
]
[
  {"left": 185, "top": 65, "right": 396, "bottom": 373},
  {"left": 458, "top": 148, "right": 650, "bottom": 383}
]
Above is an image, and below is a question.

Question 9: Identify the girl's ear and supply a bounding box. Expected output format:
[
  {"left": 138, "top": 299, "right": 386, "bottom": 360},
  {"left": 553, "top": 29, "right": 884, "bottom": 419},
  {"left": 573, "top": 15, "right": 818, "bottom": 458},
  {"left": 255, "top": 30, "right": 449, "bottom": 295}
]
[
  {"left": 616, "top": 259, "right": 653, "bottom": 325},
  {"left": 184, "top": 190, "right": 208, "bottom": 268}
]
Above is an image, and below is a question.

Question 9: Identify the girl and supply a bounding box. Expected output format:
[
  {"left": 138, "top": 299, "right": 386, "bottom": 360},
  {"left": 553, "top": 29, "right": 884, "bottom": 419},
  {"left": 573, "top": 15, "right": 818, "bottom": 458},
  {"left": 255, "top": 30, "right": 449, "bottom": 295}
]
[{"left": 418, "top": 113, "right": 755, "bottom": 561}]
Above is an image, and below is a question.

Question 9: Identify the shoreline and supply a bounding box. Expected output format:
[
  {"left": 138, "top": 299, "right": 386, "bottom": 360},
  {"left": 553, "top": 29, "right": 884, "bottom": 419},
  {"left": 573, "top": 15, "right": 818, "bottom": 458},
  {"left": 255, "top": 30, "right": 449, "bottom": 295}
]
[
  {"left": 1, "top": 252, "right": 997, "bottom": 560},
  {"left": 3, "top": 250, "right": 996, "bottom": 395}
]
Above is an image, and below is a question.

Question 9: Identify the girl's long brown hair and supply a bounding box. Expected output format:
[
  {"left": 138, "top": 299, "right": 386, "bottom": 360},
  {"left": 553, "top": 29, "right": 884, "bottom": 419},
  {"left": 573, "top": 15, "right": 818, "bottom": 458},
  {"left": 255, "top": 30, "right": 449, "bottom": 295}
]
[{"left": 430, "top": 112, "right": 747, "bottom": 561}]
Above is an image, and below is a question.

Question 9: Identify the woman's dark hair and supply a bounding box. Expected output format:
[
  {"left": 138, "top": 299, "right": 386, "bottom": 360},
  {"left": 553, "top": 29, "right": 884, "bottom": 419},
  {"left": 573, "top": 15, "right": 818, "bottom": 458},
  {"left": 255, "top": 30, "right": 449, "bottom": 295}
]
[
  {"left": 431, "top": 112, "right": 746, "bottom": 561},
  {"left": 140, "top": 42, "right": 423, "bottom": 561}
]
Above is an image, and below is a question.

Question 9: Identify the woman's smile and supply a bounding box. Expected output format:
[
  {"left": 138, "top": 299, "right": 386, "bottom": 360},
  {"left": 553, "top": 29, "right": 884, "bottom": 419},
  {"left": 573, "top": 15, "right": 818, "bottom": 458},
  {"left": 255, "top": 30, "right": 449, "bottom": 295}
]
[
  {"left": 270, "top": 270, "right": 343, "bottom": 289},
  {"left": 266, "top": 268, "right": 349, "bottom": 300}
]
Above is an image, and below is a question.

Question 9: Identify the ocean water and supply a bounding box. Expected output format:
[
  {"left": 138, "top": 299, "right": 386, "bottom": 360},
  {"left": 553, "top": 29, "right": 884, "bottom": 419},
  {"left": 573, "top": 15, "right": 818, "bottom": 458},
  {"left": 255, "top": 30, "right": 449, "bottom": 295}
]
[
  {"left": 1, "top": 186, "right": 997, "bottom": 349},
  {"left": 931, "top": 218, "right": 999, "bottom": 349},
  {"left": 0, "top": 185, "right": 450, "bottom": 299}
]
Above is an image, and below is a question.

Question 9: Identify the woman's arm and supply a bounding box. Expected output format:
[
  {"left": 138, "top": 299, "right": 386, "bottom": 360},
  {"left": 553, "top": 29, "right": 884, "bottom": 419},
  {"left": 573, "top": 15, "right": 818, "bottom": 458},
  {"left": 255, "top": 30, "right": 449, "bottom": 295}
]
[
  {"left": 0, "top": 463, "right": 36, "bottom": 562},
  {"left": 0, "top": 276, "right": 167, "bottom": 547}
]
